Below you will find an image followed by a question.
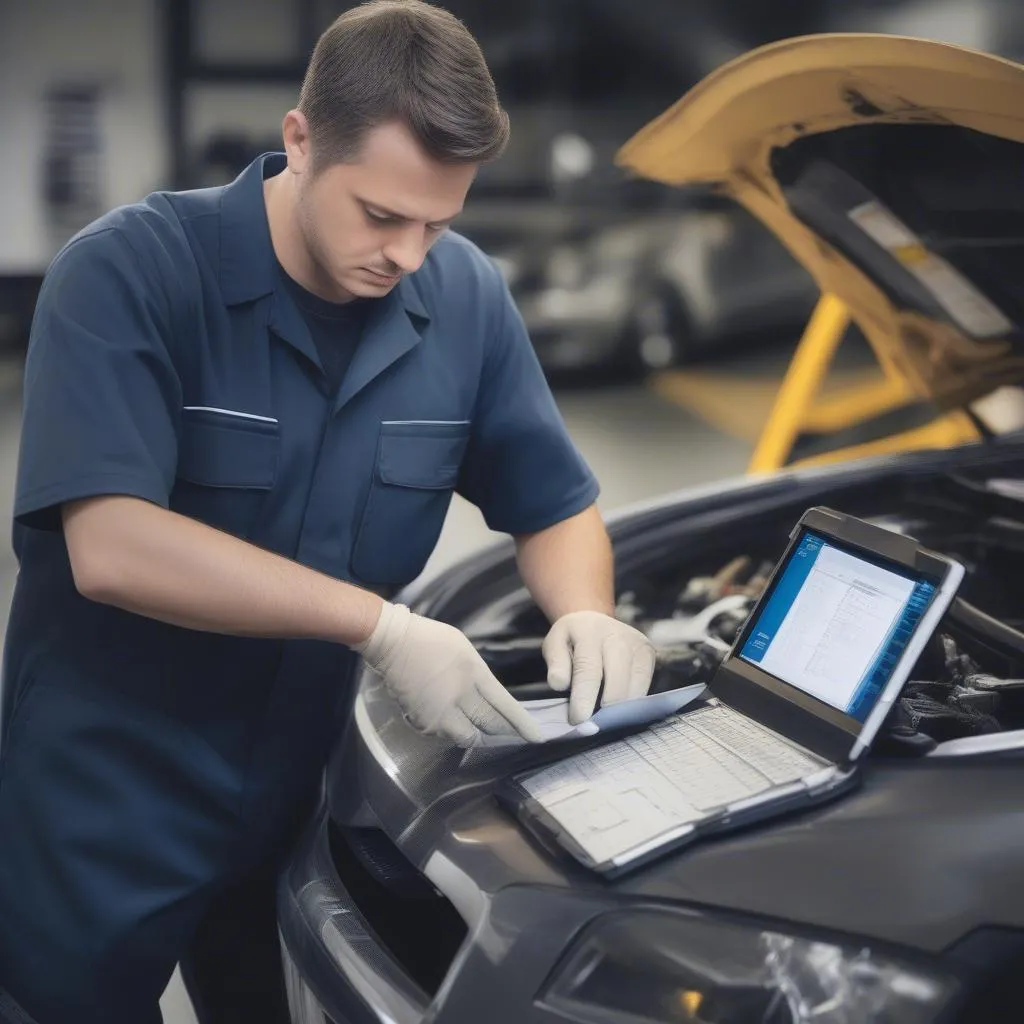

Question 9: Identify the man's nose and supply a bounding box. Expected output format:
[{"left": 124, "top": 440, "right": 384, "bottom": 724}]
[{"left": 382, "top": 225, "right": 428, "bottom": 274}]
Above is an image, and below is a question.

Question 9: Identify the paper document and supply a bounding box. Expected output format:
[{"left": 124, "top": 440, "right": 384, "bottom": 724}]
[
  {"left": 518, "top": 744, "right": 706, "bottom": 865},
  {"left": 477, "top": 683, "right": 707, "bottom": 747}
]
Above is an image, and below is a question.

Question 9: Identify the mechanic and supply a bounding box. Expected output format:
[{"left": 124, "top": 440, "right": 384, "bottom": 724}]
[{"left": 0, "top": 2, "right": 656, "bottom": 1022}]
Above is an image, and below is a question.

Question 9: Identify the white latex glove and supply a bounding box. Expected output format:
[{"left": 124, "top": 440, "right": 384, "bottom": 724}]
[
  {"left": 542, "top": 611, "right": 657, "bottom": 725},
  {"left": 354, "top": 602, "right": 544, "bottom": 748}
]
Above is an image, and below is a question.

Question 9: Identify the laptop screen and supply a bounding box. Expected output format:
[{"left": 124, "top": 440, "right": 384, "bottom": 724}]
[{"left": 739, "top": 530, "right": 937, "bottom": 722}]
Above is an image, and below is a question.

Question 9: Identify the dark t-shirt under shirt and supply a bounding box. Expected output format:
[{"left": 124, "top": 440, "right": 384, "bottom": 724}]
[{"left": 277, "top": 265, "right": 373, "bottom": 395}]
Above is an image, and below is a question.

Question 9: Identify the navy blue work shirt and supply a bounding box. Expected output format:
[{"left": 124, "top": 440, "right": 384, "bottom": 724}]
[{"left": 3, "top": 153, "right": 598, "bottom": 861}]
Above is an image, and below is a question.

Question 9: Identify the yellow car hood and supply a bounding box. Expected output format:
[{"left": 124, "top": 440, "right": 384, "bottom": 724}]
[{"left": 617, "top": 33, "right": 1024, "bottom": 411}]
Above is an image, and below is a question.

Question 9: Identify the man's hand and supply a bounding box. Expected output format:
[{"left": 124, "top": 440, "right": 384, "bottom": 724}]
[
  {"left": 515, "top": 507, "right": 653, "bottom": 723},
  {"left": 542, "top": 611, "right": 656, "bottom": 725},
  {"left": 355, "top": 602, "right": 545, "bottom": 748}
]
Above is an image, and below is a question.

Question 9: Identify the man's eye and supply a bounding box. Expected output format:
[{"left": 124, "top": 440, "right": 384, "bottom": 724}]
[{"left": 365, "top": 209, "right": 396, "bottom": 224}]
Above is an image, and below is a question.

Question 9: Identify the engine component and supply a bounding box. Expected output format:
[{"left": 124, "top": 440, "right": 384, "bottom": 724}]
[
  {"left": 614, "top": 590, "right": 646, "bottom": 626},
  {"left": 947, "top": 597, "right": 1024, "bottom": 662},
  {"left": 967, "top": 674, "right": 1024, "bottom": 692},
  {"left": 899, "top": 690, "right": 1001, "bottom": 740},
  {"left": 744, "top": 560, "right": 775, "bottom": 597},
  {"left": 706, "top": 606, "right": 752, "bottom": 644},
  {"left": 645, "top": 594, "right": 753, "bottom": 648},
  {"left": 649, "top": 642, "right": 724, "bottom": 695},
  {"left": 875, "top": 702, "right": 939, "bottom": 756},
  {"left": 676, "top": 555, "right": 752, "bottom": 610},
  {"left": 886, "top": 636, "right": 1005, "bottom": 751},
  {"left": 675, "top": 555, "right": 775, "bottom": 613}
]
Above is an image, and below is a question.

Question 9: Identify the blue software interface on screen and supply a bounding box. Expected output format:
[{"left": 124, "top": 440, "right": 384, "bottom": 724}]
[{"left": 739, "top": 531, "right": 936, "bottom": 722}]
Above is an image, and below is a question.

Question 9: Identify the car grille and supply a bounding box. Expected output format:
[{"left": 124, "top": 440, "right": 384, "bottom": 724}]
[
  {"left": 327, "top": 821, "right": 468, "bottom": 997},
  {"left": 336, "top": 823, "right": 438, "bottom": 899}
]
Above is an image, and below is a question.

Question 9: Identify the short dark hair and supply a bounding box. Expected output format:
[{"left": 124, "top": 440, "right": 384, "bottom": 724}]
[{"left": 297, "top": 0, "right": 510, "bottom": 169}]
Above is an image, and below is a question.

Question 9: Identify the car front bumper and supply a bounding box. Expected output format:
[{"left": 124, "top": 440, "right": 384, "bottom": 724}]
[
  {"left": 276, "top": 796, "right": 622, "bottom": 1024},
  {"left": 278, "top": 811, "right": 429, "bottom": 1024}
]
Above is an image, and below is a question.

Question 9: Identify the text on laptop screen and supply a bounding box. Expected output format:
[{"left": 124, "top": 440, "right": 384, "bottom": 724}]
[{"left": 739, "top": 531, "right": 936, "bottom": 722}]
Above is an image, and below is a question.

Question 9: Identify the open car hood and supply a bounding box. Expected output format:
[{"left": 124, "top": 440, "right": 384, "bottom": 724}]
[{"left": 617, "top": 33, "right": 1024, "bottom": 412}]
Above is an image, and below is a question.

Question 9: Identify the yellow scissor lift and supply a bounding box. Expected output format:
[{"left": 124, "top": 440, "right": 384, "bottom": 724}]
[{"left": 747, "top": 294, "right": 981, "bottom": 475}]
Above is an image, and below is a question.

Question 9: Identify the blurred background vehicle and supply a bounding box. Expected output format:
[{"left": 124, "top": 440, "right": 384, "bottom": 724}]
[{"left": 466, "top": 181, "right": 819, "bottom": 376}]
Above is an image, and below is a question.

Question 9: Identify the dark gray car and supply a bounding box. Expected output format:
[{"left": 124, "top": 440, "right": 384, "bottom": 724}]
[
  {"left": 277, "top": 33, "right": 1024, "bottom": 1024},
  {"left": 278, "top": 439, "right": 1024, "bottom": 1024}
]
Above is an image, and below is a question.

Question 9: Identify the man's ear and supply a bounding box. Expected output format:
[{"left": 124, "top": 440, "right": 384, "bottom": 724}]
[{"left": 281, "top": 110, "right": 312, "bottom": 174}]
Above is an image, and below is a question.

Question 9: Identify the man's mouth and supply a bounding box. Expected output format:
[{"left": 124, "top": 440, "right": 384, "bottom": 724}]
[{"left": 363, "top": 267, "right": 401, "bottom": 283}]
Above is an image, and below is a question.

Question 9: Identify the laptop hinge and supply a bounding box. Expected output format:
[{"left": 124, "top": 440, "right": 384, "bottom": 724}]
[{"left": 711, "top": 661, "right": 858, "bottom": 765}]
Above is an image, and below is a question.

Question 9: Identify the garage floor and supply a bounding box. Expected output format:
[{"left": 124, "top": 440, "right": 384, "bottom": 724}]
[{"left": 0, "top": 353, "right": 763, "bottom": 1022}]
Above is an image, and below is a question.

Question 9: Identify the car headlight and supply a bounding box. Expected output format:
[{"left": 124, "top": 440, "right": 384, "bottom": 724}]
[{"left": 540, "top": 909, "right": 958, "bottom": 1024}]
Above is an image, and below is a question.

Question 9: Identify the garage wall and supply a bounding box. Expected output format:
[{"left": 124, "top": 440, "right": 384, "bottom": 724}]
[
  {"left": 194, "top": 0, "right": 303, "bottom": 62},
  {"left": 186, "top": 0, "right": 306, "bottom": 177},
  {"left": 829, "top": 0, "right": 1013, "bottom": 54},
  {"left": 0, "top": 0, "right": 310, "bottom": 275},
  {"left": 0, "top": 0, "right": 167, "bottom": 273}
]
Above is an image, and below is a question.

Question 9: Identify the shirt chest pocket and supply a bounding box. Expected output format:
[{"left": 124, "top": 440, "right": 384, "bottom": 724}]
[
  {"left": 170, "top": 408, "right": 279, "bottom": 539},
  {"left": 351, "top": 422, "right": 470, "bottom": 588}
]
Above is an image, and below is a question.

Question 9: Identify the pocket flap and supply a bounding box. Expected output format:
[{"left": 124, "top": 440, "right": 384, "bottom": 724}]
[
  {"left": 377, "top": 430, "right": 468, "bottom": 489},
  {"left": 178, "top": 413, "right": 279, "bottom": 489}
]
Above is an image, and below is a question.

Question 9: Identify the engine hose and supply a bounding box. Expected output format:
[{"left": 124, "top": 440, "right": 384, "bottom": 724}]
[{"left": 946, "top": 597, "right": 1024, "bottom": 661}]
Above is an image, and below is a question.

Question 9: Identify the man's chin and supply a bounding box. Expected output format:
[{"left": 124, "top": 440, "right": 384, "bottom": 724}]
[{"left": 351, "top": 282, "right": 399, "bottom": 298}]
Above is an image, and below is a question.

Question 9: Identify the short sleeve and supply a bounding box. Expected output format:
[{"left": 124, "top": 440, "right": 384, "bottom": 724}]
[
  {"left": 14, "top": 228, "right": 182, "bottom": 531},
  {"left": 457, "top": 264, "right": 600, "bottom": 534}
]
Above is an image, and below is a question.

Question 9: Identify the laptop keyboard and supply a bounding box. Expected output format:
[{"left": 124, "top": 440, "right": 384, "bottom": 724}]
[
  {"left": 622, "top": 705, "right": 826, "bottom": 812},
  {"left": 687, "top": 706, "right": 827, "bottom": 783}
]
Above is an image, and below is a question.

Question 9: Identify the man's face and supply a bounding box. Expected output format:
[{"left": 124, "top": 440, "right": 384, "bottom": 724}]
[{"left": 287, "top": 119, "right": 477, "bottom": 302}]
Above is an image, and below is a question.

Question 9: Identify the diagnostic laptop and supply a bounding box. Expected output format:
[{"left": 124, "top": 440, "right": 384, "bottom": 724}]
[{"left": 498, "top": 507, "right": 964, "bottom": 878}]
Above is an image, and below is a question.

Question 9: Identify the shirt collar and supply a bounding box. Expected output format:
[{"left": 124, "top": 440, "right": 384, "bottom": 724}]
[{"left": 218, "top": 152, "right": 430, "bottom": 323}]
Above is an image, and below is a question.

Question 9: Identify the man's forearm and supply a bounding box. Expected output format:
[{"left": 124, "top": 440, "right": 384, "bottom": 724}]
[
  {"left": 62, "top": 496, "right": 383, "bottom": 646},
  {"left": 513, "top": 504, "right": 615, "bottom": 623}
]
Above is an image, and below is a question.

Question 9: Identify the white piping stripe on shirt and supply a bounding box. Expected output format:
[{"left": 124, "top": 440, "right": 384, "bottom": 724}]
[
  {"left": 380, "top": 419, "right": 470, "bottom": 426},
  {"left": 183, "top": 406, "right": 279, "bottom": 424}
]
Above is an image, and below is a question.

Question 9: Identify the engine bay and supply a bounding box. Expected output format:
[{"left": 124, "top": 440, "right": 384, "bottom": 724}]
[{"left": 475, "top": 471, "right": 1024, "bottom": 756}]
